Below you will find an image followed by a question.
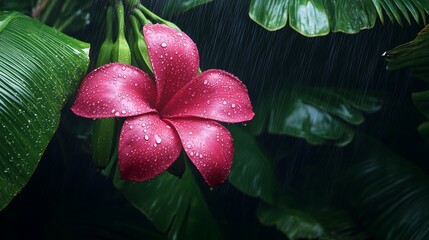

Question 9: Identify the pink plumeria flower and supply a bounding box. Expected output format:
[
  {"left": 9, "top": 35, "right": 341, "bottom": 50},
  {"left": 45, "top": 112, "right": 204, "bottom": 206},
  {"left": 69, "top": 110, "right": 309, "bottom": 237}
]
[{"left": 71, "top": 24, "right": 254, "bottom": 186}]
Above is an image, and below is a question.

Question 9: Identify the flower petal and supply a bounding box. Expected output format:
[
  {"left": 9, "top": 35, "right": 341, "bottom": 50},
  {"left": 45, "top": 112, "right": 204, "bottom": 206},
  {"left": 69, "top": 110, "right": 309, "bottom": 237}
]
[
  {"left": 143, "top": 24, "right": 199, "bottom": 109},
  {"left": 161, "top": 70, "right": 255, "bottom": 123},
  {"left": 165, "top": 118, "right": 233, "bottom": 186},
  {"left": 118, "top": 114, "right": 182, "bottom": 182},
  {"left": 71, "top": 63, "right": 156, "bottom": 118}
]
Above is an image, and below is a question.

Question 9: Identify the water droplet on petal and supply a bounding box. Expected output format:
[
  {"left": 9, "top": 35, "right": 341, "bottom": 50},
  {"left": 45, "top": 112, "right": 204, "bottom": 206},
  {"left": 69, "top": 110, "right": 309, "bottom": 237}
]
[
  {"left": 155, "top": 134, "right": 162, "bottom": 144},
  {"left": 223, "top": 101, "right": 227, "bottom": 105},
  {"left": 161, "top": 42, "right": 167, "bottom": 48},
  {"left": 144, "top": 135, "right": 149, "bottom": 141}
]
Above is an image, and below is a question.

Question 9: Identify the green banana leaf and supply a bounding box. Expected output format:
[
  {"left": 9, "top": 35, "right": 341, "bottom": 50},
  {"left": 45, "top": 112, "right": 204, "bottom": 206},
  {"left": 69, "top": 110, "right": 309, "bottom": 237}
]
[
  {"left": 249, "top": 0, "right": 429, "bottom": 35},
  {"left": 385, "top": 24, "right": 429, "bottom": 142},
  {"left": 0, "top": 12, "right": 89, "bottom": 211},
  {"left": 249, "top": 88, "right": 382, "bottom": 146},
  {"left": 103, "top": 155, "right": 223, "bottom": 240}
]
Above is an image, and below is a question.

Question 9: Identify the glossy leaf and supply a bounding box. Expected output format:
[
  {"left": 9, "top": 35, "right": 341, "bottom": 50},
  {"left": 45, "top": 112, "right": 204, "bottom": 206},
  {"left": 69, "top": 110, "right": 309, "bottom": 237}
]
[
  {"left": 248, "top": 0, "right": 428, "bottom": 36},
  {"left": 249, "top": 88, "right": 382, "bottom": 146},
  {"left": 160, "top": 0, "right": 213, "bottom": 15},
  {"left": 103, "top": 156, "right": 223, "bottom": 240},
  {"left": 257, "top": 199, "right": 368, "bottom": 240},
  {"left": 256, "top": 202, "right": 328, "bottom": 240},
  {"left": 0, "top": 12, "right": 89, "bottom": 210},
  {"left": 385, "top": 24, "right": 429, "bottom": 82},
  {"left": 386, "top": 25, "right": 429, "bottom": 141},
  {"left": 227, "top": 126, "right": 277, "bottom": 204},
  {"left": 249, "top": 0, "right": 289, "bottom": 31}
]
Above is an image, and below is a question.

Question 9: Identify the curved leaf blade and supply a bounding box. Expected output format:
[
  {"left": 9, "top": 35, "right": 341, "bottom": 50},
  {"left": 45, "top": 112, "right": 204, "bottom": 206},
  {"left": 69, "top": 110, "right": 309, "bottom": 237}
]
[
  {"left": 160, "top": 0, "right": 213, "bottom": 15},
  {"left": 386, "top": 24, "right": 429, "bottom": 141},
  {"left": 248, "top": 0, "right": 428, "bottom": 36},
  {"left": 257, "top": 202, "right": 327, "bottom": 240},
  {"left": 0, "top": 12, "right": 89, "bottom": 210},
  {"left": 289, "top": 0, "right": 329, "bottom": 36},
  {"left": 345, "top": 136, "right": 429, "bottom": 240},
  {"left": 249, "top": 88, "right": 381, "bottom": 146},
  {"left": 249, "top": 0, "right": 289, "bottom": 31},
  {"left": 103, "top": 156, "right": 223, "bottom": 240},
  {"left": 228, "top": 126, "right": 277, "bottom": 204}
]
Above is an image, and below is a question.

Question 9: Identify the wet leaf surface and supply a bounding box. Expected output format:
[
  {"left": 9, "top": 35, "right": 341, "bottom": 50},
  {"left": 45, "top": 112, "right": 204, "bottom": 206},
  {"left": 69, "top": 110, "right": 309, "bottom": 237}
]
[
  {"left": 0, "top": 12, "right": 89, "bottom": 210},
  {"left": 103, "top": 155, "right": 223, "bottom": 240}
]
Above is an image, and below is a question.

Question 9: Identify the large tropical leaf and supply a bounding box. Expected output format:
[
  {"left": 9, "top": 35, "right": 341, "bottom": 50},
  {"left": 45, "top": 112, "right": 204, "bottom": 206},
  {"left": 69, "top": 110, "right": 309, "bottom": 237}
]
[
  {"left": 385, "top": 24, "right": 429, "bottom": 142},
  {"left": 0, "top": 12, "right": 89, "bottom": 210},
  {"left": 257, "top": 202, "right": 328, "bottom": 240},
  {"left": 256, "top": 200, "right": 366, "bottom": 240},
  {"left": 158, "top": 0, "right": 429, "bottom": 36},
  {"left": 227, "top": 126, "right": 278, "bottom": 204},
  {"left": 249, "top": 88, "right": 382, "bottom": 146},
  {"left": 249, "top": 0, "right": 429, "bottom": 35},
  {"left": 343, "top": 136, "right": 429, "bottom": 240},
  {"left": 103, "top": 155, "right": 223, "bottom": 240}
]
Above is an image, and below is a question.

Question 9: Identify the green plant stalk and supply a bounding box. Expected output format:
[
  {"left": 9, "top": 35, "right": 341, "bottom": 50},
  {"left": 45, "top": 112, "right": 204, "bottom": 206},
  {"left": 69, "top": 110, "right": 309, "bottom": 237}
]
[
  {"left": 96, "top": 6, "right": 114, "bottom": 66},
  {"left": 133, "top": 8, "right": 151, "bottom": 25},
  {"left": 92, "top": 118, "right": 116, "bottom": 169},
  {"left": 130, "top": 14, "right": 152, "bottom": 73},
  {"left": 92, "top": 5, "right": 116, "bottom": 169},
  {"left": 112, "top": 1, "right": 132, "bottom": 64},
  {"left": 137, "top": 3, "right": 180, "bottom": 30}
]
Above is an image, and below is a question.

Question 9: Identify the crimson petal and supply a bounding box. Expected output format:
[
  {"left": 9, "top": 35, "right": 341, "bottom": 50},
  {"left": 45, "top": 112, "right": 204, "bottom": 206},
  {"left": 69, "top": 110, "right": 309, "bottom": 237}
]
[
  {"left": 161, "top": 70, "right": 255, "bottom": 123},
  {"left": 71, "top": 63, "right": 156, "bottom": 118},
  {"left": 118, "top": 114, "right": 182, "bottom": 181},
  {"left": 165, "top": 118, "right": 233, "bottom": 186},
  {"left": 143, "top": 24, "right": 199, "bottom": 110}
]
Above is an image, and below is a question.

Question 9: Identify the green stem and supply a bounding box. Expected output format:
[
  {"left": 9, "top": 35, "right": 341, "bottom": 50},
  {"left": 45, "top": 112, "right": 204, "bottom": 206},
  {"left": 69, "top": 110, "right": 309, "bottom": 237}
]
[
  {"left": 117, "top": 1, "right": 126, "bottom": 39},
  {"left": 132, "top": 8, "right": 152, "bottom": 25},
  {"left": 138, "top": 3, "right": 180, "bottom": 30}
]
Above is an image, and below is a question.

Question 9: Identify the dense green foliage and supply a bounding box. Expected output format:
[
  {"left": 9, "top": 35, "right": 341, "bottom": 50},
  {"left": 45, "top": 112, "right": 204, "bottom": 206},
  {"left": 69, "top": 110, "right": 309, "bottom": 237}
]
[
  {"left": 0, "top": 12, "right": 89, "bottom": 211},
  {"left": 1, "top": 0, "right": 429, "bottom": 240}
]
